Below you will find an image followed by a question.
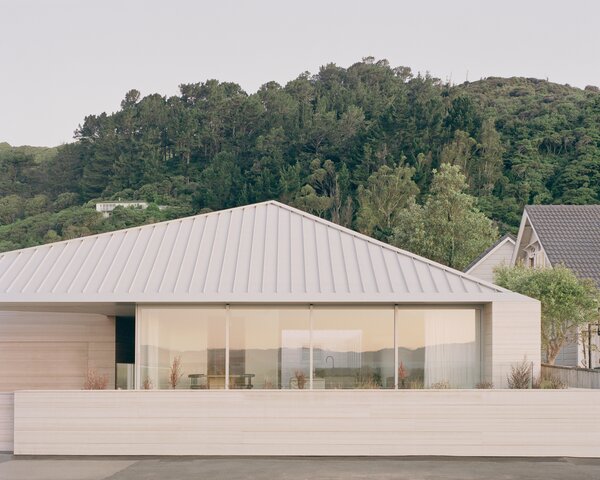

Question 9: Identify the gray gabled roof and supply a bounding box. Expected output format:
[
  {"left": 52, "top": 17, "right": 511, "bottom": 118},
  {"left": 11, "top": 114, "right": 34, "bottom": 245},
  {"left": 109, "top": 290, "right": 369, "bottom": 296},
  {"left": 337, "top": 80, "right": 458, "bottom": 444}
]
[
  {"left": 0, "top": 201, "right": 522, "bottom": 304},
  {"left": 525, "top": 205, "right": 600, "bottom": 285}
]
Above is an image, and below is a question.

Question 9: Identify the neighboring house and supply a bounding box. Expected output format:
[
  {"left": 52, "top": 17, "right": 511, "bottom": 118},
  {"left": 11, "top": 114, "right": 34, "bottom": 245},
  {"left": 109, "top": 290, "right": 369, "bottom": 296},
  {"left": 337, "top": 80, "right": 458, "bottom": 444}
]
[
  {"left": 465, "top": 234, "right": 516, "bottom": 283},
  {"left": 95, "top": 201, "right": 167, "bottom": 218},
  {"left": 0, "top": 201, "right": 542, "bottom": 455},
  {"left": 511, "top": 205, "right": 600, "bottom": 368}
]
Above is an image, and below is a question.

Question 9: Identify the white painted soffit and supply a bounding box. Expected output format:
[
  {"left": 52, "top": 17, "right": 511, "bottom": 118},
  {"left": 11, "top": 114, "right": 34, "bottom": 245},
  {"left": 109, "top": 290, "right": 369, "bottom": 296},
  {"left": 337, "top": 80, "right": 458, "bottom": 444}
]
[{"left": 0, "top": 201, "right": 528, "bottom": 303}]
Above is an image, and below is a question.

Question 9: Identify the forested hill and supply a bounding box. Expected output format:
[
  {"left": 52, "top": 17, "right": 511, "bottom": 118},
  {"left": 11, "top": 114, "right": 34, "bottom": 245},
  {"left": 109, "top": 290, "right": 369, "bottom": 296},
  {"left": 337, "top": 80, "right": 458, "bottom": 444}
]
[{"left": 1, "top": 59, "right": 599, "bottom": 267}]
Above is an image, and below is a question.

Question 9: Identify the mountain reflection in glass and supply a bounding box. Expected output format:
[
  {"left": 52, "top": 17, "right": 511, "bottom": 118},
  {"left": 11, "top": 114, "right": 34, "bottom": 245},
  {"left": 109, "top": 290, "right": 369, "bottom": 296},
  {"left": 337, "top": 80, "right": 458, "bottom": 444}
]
[
  {"left": 229, "top": 307, "right": 310, "bottom": 389},
  {"left": 312, "top": 307, "right": 395, "bottom": 389},
  {"left": 396, "top": 309, "right": 480, "bottom": 389}
]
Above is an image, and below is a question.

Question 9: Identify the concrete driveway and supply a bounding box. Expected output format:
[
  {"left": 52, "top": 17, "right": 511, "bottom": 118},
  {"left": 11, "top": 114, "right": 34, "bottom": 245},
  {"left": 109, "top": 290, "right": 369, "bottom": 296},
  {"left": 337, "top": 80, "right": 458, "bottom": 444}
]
[{"left": 1, "top": 454, "right": 600, "bottom": 480}]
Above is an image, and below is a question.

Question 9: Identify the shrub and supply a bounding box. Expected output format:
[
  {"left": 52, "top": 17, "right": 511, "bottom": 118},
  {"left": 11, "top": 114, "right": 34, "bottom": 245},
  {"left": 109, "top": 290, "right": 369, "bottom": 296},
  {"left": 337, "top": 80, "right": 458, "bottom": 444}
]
[
  {"left": 83, "top": 369, "right": 109, "bottom": 390},
  {"left": 169, "top": 356, "right": 184, "bottom": 389},
  {"left": 430, "top": 380, "right": 450, "bottom": 389},
  {"left": 142, "top": 377, "right": 154, "bottom": 390},
  {"left": 534, "top": 375, "right": 567, "bottom": 389},
  {"left": 507, "top": 357, "right": 532, "bottom": 389},
  {"left": 294, "top": 370, "right": 307, "bottom": 389},
  {"left": 476, "top": 381, "right": 494, "bottom": 389}
]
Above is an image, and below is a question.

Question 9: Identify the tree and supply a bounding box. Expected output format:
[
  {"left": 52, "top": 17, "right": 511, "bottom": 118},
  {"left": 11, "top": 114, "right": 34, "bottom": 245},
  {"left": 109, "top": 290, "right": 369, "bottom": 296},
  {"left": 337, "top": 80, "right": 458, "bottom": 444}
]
[
  {"left": 392, "top": 164, "right": 498, "bottom": 269},
  {"left": 494, "top": 264, "right": 600, "bottom": 365},
  {"left": 356, "top": 164, "right": 418, "bottom": 242}
]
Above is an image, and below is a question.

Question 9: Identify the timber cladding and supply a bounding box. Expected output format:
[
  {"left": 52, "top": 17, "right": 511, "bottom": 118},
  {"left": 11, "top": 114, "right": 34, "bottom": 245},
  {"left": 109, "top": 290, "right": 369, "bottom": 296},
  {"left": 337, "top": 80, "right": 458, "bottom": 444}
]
[
  {"left": 0, "top": 393, "right": 12, "bottom": 452},
  {"left": 0, "top": 312, "right": 115, "bottom": 391},
  {"left": 12, "top": 390, "right": 600, "bottom": 457}
]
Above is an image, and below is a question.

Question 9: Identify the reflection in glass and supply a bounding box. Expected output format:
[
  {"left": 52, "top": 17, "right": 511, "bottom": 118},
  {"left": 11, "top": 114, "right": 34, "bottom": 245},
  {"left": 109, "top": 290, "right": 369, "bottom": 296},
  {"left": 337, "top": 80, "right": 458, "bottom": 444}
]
[
  {"left": 312, "top": 307, "right": 394, "bottom": 389},
  {"left": 229, "top": 307, "right": 310, "bottom": 389},
  {"left": 139, "top": 307, "right": 226, "bottom": 389},
  {"left": 396, "top": 309, "right": 480, "bottom": 389}
]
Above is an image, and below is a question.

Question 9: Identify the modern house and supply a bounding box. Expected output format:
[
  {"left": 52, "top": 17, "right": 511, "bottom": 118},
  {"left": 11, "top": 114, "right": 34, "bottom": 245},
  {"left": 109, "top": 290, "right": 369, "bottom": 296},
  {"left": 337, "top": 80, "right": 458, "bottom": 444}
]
[
  {"left": 465, "top": 234, "right": 516, "bottom": 283},
  {"left": 0, "top": 201, "right": 595, "bottom": 457},
  {"left": 511, "top": 205, "right": 600, "bottom": 367}
]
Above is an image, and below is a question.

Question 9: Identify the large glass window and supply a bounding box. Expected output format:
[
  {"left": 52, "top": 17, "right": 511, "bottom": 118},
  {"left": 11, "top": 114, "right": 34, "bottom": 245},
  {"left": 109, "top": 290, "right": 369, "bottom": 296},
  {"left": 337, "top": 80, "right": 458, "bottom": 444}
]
[
  {"left": 396, "top": 308, "right": 480, "bottom": 389},
  {"left": 139, "top": 307, "right": 226, "bottom": 389},
  {"left": 137, "top": 305, "right": 481, "bottom": 390},
  {"left": 312, "top": 307, "right": 395, "bottom": 389},
  {"left": 229, "top": 307, "right": 310, "bottom": 389}
]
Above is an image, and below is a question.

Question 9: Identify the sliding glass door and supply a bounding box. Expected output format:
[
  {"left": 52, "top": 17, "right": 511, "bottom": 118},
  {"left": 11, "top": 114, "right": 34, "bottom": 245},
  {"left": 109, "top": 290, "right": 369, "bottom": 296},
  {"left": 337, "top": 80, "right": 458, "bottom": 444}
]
[{"left": 137, "top": 305, "right": 481, "bottom": 389}]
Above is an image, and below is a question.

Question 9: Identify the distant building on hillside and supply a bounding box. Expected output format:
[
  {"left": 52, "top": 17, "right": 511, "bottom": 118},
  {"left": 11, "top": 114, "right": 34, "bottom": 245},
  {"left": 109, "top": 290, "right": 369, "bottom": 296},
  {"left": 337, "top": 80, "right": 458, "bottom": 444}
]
[{"left": 95, "top": 201, "right": 167, "bottom": 218}]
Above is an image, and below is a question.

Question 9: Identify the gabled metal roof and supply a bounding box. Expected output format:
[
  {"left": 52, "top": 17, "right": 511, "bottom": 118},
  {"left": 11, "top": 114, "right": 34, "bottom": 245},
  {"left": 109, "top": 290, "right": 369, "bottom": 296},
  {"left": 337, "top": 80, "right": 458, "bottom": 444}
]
[{"left": 0, "top": 201, "right": 522, "bottom": 304}]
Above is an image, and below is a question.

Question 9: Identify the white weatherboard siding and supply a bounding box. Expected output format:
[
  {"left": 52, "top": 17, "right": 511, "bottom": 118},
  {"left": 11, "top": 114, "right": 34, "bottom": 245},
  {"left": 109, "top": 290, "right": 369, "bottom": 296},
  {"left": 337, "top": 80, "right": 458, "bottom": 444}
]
[
  {"left": 13, "top": 390, "right": 600, "bottom": 457},
  {"left": 484, "top": 301, "right": 541, "bottom": 388},
  {"left": 0, "top": 312, "right": 115, "bottom": 391},
  {"left": 0, "top": 201, "right": 524, "bottom": 305},
  {"left": 0, "top": 393, "right": 13, "bottom": 452},
  {"left": 467, "top": 239, "right": 515, "bottom": 284}
]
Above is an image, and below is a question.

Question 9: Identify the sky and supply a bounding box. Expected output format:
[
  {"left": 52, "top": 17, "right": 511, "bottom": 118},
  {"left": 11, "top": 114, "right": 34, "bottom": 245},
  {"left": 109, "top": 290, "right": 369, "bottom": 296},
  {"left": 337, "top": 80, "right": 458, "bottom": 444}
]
[{"left": 1, "top": 0, "right": 599, "bottom": 147}]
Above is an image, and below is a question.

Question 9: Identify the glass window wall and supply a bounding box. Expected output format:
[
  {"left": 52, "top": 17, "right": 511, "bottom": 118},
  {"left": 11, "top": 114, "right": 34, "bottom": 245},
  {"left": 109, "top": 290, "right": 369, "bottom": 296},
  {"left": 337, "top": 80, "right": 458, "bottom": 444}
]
[
  {"left": 312, "top": 306, "right": 395, "bottom": 389},
  {"left": 396, "top": 308, "right": 480, "bottom": 389},
  {"left": 229, "top": 307, "right": 310, "bottom": 389},
  {"left": 139, "top": 307, "right": 226, "bottom": 389},
  {"left": 137, "top": 305, "right": 481, "bottom": 390}
]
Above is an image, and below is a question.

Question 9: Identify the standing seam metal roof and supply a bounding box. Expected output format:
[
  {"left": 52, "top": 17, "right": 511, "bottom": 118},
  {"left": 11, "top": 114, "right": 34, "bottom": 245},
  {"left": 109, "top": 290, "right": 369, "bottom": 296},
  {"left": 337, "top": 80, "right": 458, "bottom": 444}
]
[{"left": 0, "top": 201, "right": 512, "bottom": 303}]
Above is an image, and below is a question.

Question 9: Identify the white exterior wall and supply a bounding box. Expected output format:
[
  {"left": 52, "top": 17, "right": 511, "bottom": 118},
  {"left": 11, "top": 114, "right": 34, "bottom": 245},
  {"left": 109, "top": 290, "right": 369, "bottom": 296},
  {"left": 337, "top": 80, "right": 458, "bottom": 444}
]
[
  {"left": 0, "top": 393, "right": 13, "bottom": 452},
  {"left": 13, "top": 390, "right": 600, "bottom": 457},
  {"left": 0, "top": 312, "right": 115, "bottom": 392},
  {"left": 484, "top": 300, "right": 541, "bottom": 388},
  {"left": 468, "top": 241, "right": 515, "bottom": 284}
]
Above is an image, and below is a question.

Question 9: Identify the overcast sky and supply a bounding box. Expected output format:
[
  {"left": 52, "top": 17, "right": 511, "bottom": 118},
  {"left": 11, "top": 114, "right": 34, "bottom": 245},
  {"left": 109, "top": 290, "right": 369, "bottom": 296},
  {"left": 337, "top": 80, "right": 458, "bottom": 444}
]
[{"left": 1, "top": 0, "right": 599, "bottom": 147}]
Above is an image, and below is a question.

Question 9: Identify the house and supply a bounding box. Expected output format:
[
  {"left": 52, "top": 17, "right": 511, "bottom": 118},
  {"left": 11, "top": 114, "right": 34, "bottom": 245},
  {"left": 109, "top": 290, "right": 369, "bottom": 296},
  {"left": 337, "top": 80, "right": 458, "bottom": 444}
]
[
  {"left": 0, "top": 200, "right": 568, "bottom": 457},
  {"left": 511, "top": 205, "right": 600, "bottom": 367},
  {"left": 465, "top": 234, "right": 516, "bottom": 283},
  {"left": 95, "top": 201, "right": 168, "bottom": 218}
]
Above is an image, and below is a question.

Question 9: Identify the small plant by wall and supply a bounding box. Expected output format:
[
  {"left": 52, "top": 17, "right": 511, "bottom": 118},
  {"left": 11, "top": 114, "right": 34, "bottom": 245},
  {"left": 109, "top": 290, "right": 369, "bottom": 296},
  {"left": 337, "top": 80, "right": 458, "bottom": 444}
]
[
  {"left": 534, "top": 374, "right": 567, "bottom": 389},
  {"left": 430, "top": 381, "right": 450, "bottom": 389},
  {"left": 294, "top": 371, "right": 307, "bottom": 389},
  {"left": 508, "top": 357, "right": 532, "bottom": 389},
  {"left": 475, "top": 381, "right": 494, "bottom": 389},
  {"left": 398, "top": 361, "right": 408, "bottom": 389},
  {"left": 142, "top": 377, "right": 154, "bottom": 390},
  {"left": 83, "top": 369, "right": 109, "bottom": 390},
  {"left": 169, "top": 356, "right": 184, "bottom": 389}
]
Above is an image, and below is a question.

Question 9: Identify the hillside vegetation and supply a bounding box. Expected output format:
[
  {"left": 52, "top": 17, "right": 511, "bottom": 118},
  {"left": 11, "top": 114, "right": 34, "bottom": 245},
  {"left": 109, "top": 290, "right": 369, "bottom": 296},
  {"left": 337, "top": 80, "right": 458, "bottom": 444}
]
[{"left": 1, "top": 59, "right": 599, "bottom": 267}]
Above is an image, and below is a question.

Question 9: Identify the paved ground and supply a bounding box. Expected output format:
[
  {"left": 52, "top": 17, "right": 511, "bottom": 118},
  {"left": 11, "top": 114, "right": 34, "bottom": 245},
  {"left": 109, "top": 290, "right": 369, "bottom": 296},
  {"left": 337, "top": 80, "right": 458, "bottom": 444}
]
[{"left": 1, "top": 454, "right": 600, "bottom": 480}]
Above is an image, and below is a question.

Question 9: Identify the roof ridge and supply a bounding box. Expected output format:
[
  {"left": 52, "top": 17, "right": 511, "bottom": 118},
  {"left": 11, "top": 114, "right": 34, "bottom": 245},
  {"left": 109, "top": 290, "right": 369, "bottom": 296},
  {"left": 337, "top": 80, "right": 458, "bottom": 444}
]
[
  {"left": 270, "top": 201, "right": 507, "bottom": 293},
  {"left": 0, "top": 201, "right": 278, "bottom": 258}
]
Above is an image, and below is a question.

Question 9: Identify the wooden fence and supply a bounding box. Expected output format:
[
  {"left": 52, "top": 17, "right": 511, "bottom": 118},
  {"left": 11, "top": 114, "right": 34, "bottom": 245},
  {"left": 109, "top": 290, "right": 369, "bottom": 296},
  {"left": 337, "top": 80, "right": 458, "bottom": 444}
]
[
  {"left": 542, "top": 363, "right": 600, "bottom": 389},
  {"left": 12, "top": 389, "right": 600, "bottom": 457}
]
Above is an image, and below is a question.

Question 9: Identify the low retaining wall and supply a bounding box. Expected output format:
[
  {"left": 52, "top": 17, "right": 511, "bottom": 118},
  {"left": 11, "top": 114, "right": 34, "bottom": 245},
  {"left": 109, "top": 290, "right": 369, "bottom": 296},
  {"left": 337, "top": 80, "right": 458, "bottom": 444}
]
[
  {"left": 542, "top": 364, "right": 600, "bottom": 389},
  {"left": 13, "top": 390, "right": 600, "bottom": 457},
  {"left": 0, "top": 393, "right": 14, "bottom": 452}
]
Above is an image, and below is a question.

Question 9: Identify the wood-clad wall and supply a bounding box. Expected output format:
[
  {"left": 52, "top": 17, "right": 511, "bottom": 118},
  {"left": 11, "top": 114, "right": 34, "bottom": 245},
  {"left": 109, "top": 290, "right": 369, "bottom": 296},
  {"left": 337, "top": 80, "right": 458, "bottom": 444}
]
[
  {"left": 483, "top": 300, "right": 541, "bottom": 388},
  {"left": 0, "top": 393, "right": 13, "bottom": 452},
  {"left": 468, "top": 241, "right": 515, "bottom": 283},
  {"left": 0, "top": 312, "right": 115, "bottom": 392},
  {"left": 13, "top": 390, "right": 600, "bottom": 456}
]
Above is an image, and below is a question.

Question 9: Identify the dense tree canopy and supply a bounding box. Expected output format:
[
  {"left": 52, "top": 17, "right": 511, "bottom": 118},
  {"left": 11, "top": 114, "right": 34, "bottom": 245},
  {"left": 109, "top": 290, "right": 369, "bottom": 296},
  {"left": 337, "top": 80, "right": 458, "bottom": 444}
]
[
  {"left": 1, "top": 59, "right": 599, "bottom": 266},
  {"left": 495, "top": 265, "right": 600, "bottom": 365}
]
